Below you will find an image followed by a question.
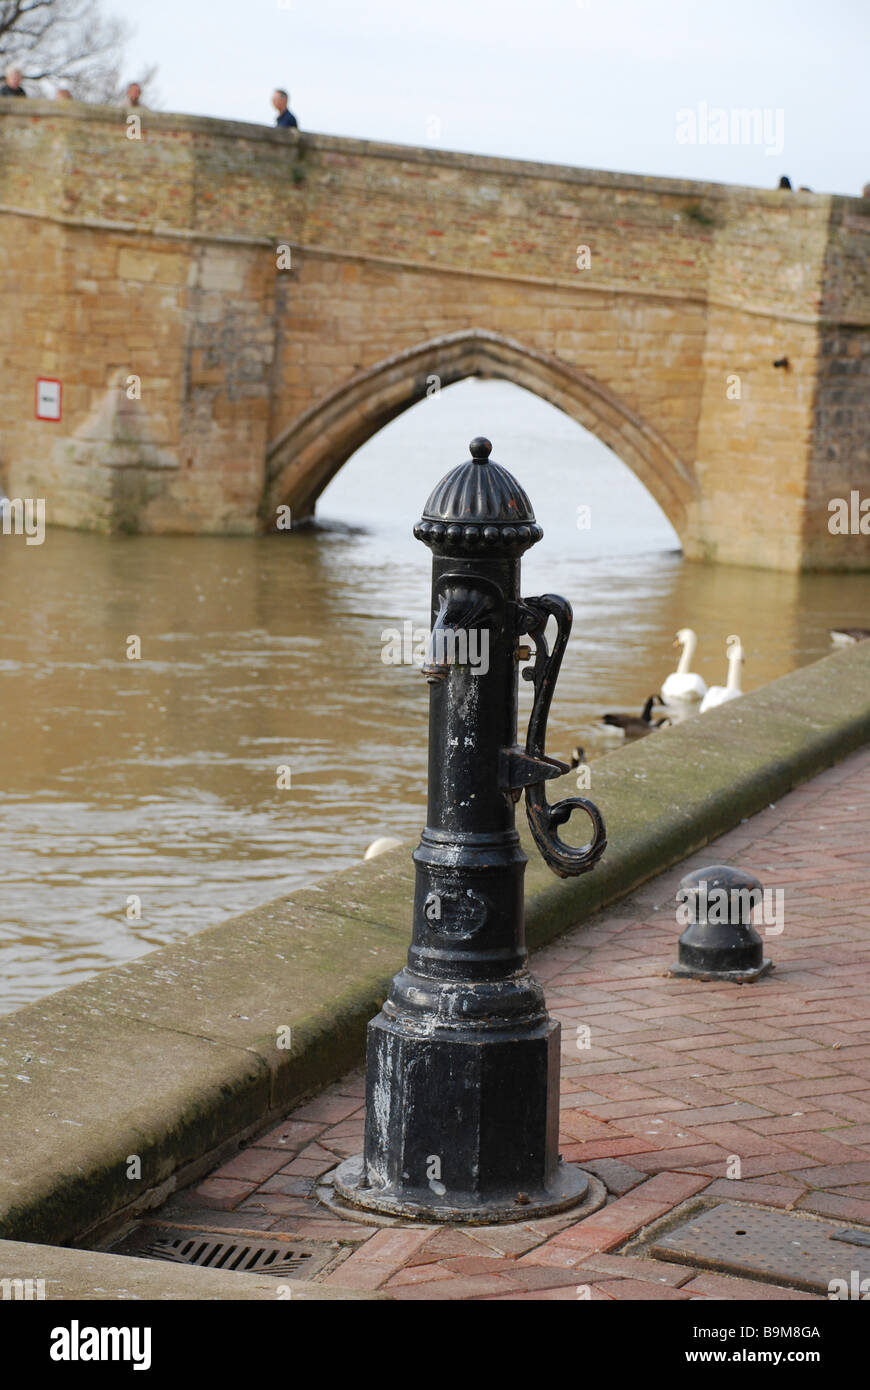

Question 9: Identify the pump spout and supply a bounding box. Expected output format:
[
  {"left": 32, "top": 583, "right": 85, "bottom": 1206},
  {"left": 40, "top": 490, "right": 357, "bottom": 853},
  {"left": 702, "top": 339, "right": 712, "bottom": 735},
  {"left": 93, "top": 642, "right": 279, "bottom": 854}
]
[{"left": 421, "top": 581, "right": 495, "bottom": 683}]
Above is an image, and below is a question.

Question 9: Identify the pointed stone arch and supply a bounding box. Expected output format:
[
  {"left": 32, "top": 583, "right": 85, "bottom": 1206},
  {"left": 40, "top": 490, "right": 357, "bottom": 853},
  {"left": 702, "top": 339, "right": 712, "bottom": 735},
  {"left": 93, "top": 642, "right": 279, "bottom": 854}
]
[{"left": 262, "top": 328, "right": 698, "bottom": 537}]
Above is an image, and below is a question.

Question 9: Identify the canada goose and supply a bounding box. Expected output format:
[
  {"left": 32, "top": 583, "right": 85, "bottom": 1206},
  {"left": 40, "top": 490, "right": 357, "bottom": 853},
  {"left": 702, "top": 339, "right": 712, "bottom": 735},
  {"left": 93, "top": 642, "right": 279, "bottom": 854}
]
[
  {"left": 661, "top": 629, "right": 707, "bottom": 704},
  {"left": 601, "top": 695, "right": 669, "bottom": 738},
  {"left": 700, "top": 635, "right": 744, "bottom": 712},
  {"left": 829, "top": 627, "right": 870, "bottom": 646}
]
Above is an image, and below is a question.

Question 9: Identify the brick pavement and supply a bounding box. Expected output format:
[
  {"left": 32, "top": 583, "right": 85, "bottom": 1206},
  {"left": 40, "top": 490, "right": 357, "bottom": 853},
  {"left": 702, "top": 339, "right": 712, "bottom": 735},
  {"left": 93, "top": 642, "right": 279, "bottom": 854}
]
[{"left": 157, "top": 745, "right": 870, "bottom": 1299}]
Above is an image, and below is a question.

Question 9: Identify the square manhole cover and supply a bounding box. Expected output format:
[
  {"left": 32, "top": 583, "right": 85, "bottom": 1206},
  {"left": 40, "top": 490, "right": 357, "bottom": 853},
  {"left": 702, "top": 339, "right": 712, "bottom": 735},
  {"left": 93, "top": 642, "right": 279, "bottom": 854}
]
[
  {"left": 112, "top": 1225, "right": 335, "bottom": 1279},
  {"left": 647, "top": 1203, "right": 870, "bottom": 1295}
]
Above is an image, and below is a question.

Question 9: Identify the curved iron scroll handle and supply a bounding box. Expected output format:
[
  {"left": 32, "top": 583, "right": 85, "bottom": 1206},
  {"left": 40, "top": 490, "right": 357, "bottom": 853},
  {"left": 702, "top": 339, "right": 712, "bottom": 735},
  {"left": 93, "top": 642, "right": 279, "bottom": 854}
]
[{"left": 520, "top": 594, "right": 607, "bottom": 878}]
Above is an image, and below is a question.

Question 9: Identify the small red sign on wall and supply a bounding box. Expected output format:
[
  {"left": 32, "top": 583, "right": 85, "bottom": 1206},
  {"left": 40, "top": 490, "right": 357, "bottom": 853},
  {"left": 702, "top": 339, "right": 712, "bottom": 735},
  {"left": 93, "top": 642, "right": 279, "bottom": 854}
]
[{"left": 35, "top": 378, "right": 62, "bottom": 421}]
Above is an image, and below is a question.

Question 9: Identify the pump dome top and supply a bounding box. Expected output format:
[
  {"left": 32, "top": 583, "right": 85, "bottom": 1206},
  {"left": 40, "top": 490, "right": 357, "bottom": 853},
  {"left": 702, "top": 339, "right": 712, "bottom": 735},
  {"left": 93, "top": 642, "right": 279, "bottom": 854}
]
[{"left": 414, "top": 437, "right": 543, "bottom": 554}]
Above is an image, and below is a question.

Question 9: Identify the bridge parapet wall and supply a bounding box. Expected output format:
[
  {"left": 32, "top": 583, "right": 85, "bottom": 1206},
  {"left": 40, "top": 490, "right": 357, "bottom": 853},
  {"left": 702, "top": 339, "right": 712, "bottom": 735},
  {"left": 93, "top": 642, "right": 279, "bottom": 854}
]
[{"left": 0, "top": 102, "right": 864, "bottom": 568}]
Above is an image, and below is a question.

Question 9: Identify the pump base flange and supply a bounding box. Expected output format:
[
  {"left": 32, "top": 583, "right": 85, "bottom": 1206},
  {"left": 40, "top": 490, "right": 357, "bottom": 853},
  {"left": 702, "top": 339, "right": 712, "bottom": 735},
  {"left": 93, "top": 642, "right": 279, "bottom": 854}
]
[
  {"left": 669, "top": 959, "right": 773, "bottom": 983},
  {"left": 325, "top": 1153, "right": 597, "bottom": 1225}
]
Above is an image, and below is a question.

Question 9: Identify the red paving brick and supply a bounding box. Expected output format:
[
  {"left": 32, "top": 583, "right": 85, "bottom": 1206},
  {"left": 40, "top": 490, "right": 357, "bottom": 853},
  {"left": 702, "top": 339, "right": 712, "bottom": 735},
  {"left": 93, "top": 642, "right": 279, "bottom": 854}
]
[
  {"left": 239, "top": 1193, "right": 315, "bottom": 1218},
  {"left": 291, "top": 1095, "right": 363, "bottom": 1124},
  {"left": 796, "top": 1191, "right": 870, "bottom": 1222},
  {"left": 481, "top": 1285, "right": 612, "bottom": 1301},
  {"left": 592, "top": 1277, "right": 692, "bottom": 1301},
  {"left": 388, "top": 1273, "right": 516, "bottom": 1300},
  {"left": 493, "top": 1265, "right": 599, "bottom": 1292},
  {"left": 574, "top": 1253, "right": 694, "bottom": 1286},
  {"left": 188, "top": 1177, "right": 257, "bottom": 1210},
  {"left": 680, "top": 1272, "right": 821, "bottom": 1300},
  {"left": 169, "top": 745, "right": 870, "bottom": 1299},
  {"left": 701, "top": 1177, "right": 808, "bottom": 1207},
  {"left": 790, "top": 1160, "right": 870, "bottom": 1187},
  {"left": 252, "top": 1119, "right": 324, "bottom": 1150},
  {"left": 408, "top": 1229, "right": 492, "bottom": 1264},
  {"left": 385, "top": 1263, "right": 457, "bottom": 1287},
  {"left": 320, "top": 1226, "right": 434, "bottom": 1288},
  {"left": 211, "top": 1147, "right": 297, "bottom": 1184}
]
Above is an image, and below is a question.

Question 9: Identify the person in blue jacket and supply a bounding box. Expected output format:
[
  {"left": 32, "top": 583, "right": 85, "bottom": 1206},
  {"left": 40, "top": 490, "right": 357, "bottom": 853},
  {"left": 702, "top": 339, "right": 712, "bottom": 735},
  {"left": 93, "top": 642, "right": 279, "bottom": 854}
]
[{"left": 271, "top": 88, "right": 298, "bottom": 129}]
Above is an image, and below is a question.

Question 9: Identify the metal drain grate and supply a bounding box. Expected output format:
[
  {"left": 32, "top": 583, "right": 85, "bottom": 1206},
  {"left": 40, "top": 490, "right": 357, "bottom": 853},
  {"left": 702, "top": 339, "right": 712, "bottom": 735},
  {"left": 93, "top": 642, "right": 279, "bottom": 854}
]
[
  {"left": 645, "top": 1203, "right": 870, "bottom": 1295},
  {"left": 113, "top": 1225, "right": 334, "bottom": 1279}
]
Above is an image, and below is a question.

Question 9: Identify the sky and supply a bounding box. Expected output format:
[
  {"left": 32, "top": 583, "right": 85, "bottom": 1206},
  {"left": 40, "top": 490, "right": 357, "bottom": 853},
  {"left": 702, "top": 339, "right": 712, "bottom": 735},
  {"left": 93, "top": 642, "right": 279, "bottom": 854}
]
[{"left": 117, "top": 0, "right": 868, "bottom": 195}]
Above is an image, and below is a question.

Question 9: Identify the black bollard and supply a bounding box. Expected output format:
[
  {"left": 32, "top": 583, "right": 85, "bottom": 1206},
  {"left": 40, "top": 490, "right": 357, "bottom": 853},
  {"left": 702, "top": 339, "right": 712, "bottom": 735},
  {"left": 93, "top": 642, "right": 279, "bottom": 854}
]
[
  {"left": 332, "top": 437, "right": 607, "bottom": 1223},
  {"left": 670, "top": 864, "right": 773, "bottom": 982}
]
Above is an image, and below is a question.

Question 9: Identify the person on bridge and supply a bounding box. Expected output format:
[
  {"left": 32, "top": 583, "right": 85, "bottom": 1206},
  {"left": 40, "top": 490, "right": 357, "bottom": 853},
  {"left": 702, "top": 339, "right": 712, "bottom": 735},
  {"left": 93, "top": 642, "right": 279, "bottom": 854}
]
[
  {"left": 125, "top": 82, "right": 144, "bottom": 107},
  {"left": 1, "top": 66, "right": 26, "bottom": 96},
  {"left": 271, "top": 88, "right": 298, "bottom": 129}
]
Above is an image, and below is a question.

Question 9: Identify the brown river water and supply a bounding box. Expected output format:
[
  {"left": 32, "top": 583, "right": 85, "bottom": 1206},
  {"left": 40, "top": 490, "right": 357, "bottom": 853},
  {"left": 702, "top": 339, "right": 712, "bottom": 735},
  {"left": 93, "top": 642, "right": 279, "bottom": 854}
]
[{"left": 2, "top": 380, "right": 868, "bottom": 1013}]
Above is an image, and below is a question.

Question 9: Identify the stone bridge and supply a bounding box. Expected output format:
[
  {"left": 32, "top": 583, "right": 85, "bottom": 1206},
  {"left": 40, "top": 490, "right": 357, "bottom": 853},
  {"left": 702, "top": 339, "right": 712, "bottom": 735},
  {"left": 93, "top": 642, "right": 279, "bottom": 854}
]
[{"left": 1, "top": 101, "right": 868, "bottom": 569}]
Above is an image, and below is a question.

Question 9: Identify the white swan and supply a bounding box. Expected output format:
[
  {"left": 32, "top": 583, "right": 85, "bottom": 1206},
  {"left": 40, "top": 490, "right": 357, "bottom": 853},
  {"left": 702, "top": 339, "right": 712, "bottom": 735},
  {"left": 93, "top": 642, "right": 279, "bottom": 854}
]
[
  {"left": 364, "top": 836, "right": 403, "bottom": 861},
  {"left": 700, "top": 635, "right": 743, "bottom": 712},
  {"left": 661, "top": 628, "right": 707, "bottom": 704}
]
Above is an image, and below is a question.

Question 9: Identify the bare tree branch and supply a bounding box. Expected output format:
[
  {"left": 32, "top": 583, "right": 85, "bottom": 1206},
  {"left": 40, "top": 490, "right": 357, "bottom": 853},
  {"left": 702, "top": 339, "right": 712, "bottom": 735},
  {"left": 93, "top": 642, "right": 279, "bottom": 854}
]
[{"left": 0, "top": 0, "right": 159, "bottom": 104}]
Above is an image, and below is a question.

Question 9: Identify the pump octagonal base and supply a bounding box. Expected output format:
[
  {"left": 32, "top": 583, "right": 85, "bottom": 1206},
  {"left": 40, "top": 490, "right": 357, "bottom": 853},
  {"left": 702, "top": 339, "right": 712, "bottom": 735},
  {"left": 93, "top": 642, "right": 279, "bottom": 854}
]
[{"left": 328, "top": 1153, "right": 593, "bottom": 1225}]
